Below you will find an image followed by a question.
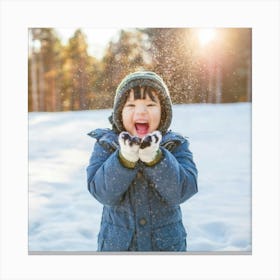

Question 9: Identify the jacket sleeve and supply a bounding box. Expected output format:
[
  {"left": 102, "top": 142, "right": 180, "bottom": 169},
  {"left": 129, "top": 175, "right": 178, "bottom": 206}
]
[
  {"left": 86, "top": 141, "right": 138, "bottom": 206},
  {"left": 143, "top": 139, "right": 198, "bottom": 206}
]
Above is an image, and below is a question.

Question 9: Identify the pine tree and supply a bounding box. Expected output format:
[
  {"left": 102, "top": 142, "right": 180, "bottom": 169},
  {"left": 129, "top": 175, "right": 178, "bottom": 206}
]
[
  {"left": 100, "top": 29, "right": 150, "bottom": 109},
  {"left": 28, "top": 28, "right": 64, "bottom": 111}
]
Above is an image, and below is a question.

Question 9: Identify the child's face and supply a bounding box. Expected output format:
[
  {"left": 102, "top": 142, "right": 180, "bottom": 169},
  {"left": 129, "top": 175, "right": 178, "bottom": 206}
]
[{"left": 122, "top": 89, "right": 161, "bottom": 138}]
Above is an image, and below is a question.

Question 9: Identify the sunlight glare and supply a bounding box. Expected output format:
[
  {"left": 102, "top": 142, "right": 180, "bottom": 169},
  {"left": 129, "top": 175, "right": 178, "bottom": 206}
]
[{"left": 198, "top": 28, "right": 216, "bottom": 46}]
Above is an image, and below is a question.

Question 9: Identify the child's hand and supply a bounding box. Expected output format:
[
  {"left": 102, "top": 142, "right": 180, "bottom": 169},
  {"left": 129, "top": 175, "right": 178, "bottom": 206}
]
[
  {"left": 139, "top": 131, "right": 162, "bottom": 165},
  {"left": 118, "top": 132, "right": 141, "bottom": 163}
]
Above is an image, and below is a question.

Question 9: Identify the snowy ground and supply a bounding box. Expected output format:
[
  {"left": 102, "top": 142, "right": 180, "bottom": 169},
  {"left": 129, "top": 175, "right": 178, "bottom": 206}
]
[{"left": 28, "top": 103, "right": 251, "bottom": 253}]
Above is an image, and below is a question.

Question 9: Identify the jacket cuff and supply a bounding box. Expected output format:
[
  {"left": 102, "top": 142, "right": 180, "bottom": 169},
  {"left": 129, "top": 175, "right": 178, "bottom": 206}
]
[
  {"left": 118, "top": 151, "right": 137, "bottom": 169},
  {"left": 144, "top": 149, "right": 163, "bottom": 167}
]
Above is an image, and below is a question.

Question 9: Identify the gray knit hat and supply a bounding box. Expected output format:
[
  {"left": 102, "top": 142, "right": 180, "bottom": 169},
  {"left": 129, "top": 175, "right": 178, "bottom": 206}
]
[{"left": 111, "top": 71, "right": 172, "bottom": 134}]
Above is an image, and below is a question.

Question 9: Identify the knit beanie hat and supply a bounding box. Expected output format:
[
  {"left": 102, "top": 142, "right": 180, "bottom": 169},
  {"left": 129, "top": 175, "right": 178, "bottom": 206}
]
[{"left": 111, "top": 71, "right": 173, "bottom": 134}]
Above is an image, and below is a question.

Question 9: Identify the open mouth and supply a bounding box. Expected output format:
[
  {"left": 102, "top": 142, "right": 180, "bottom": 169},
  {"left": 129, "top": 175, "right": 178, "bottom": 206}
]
[{"left": 135, "top": 122, "right": 149, "bottom": 136}]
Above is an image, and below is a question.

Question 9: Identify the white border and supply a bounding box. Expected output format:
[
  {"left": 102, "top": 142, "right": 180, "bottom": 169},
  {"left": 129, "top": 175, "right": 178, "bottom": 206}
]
[{"left": 1, "top": 0, "right": 279, "bottom": 279}]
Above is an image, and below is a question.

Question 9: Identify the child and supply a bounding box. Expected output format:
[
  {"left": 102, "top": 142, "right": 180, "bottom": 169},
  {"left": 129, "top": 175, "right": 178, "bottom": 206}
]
[{"left": 87, "top": 71, "right": 198, "bottom": 252}]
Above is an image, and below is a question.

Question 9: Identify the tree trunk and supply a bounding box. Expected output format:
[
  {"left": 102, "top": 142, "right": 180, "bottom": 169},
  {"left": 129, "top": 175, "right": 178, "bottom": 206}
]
[
  {"left": 30, "top": 52, "right": 38, "bottom": 111},
  {"left": 38, "top": 52, "right": 45, "bottom": 111},
  {"left": 215, "top": 64, "right": 222, "bottom": 103},
  {"left": 246, "top": 62, "right": 252, "bottom": 102}
]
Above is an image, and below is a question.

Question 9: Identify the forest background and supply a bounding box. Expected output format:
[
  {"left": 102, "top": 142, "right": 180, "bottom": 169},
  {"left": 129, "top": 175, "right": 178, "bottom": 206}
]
[{"left": 28, "top": 28, "right": 252, "bottom": 112}]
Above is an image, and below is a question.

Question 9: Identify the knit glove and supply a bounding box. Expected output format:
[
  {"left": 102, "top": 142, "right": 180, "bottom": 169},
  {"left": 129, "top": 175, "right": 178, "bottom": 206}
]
[
  {"left": 139, "top": 131, "right": 163, "bottom": 166},
  {"left": 118, "top": 132, "right": 141, "bottom": 168}
]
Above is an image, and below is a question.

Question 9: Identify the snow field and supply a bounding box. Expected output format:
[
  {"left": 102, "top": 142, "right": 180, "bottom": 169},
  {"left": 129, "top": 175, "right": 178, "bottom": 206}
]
[{"left": 28, "top": 103, "right": 251, "bottom": 252}]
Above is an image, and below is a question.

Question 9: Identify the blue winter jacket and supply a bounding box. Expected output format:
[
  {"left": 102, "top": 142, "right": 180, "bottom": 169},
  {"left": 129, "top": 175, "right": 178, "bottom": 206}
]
[{"left": 86, "top": 128, "right": 198, "bottom": 252}]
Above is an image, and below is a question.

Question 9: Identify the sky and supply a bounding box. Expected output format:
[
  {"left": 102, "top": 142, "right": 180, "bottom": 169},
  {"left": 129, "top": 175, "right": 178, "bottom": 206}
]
[{"left": 55, "top": 28, "right": 123, "bottom": 59}]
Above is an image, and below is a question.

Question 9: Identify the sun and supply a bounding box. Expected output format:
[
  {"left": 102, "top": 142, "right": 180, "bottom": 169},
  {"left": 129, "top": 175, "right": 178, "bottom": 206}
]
[{"left": 198, "top": 28, "right": 216, "bottom": 46}]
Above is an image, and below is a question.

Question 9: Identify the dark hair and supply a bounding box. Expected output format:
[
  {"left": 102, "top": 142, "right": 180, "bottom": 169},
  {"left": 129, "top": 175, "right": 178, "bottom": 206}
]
[{"left": 125, "top": 86, "right": 158, "bottom": 102}]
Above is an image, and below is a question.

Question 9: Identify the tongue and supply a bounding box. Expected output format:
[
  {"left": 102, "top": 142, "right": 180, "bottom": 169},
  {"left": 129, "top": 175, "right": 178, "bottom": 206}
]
[{"left": 135, "top": 123, "right": 149, "bottom": 134}]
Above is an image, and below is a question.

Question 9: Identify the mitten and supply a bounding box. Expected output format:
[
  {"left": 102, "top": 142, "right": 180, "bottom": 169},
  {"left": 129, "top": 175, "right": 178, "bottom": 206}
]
[
  {"left": 139, "top": 131, "right": 163, "bottom": 166},
  {"left": 118, "top": 132, "right": 141, "bottom": 168}
]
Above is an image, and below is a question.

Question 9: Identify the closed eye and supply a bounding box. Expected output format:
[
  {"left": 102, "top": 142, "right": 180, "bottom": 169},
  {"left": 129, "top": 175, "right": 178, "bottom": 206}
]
[{"left": 125, "top": 103, "right": 135, "bottom": 107}]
